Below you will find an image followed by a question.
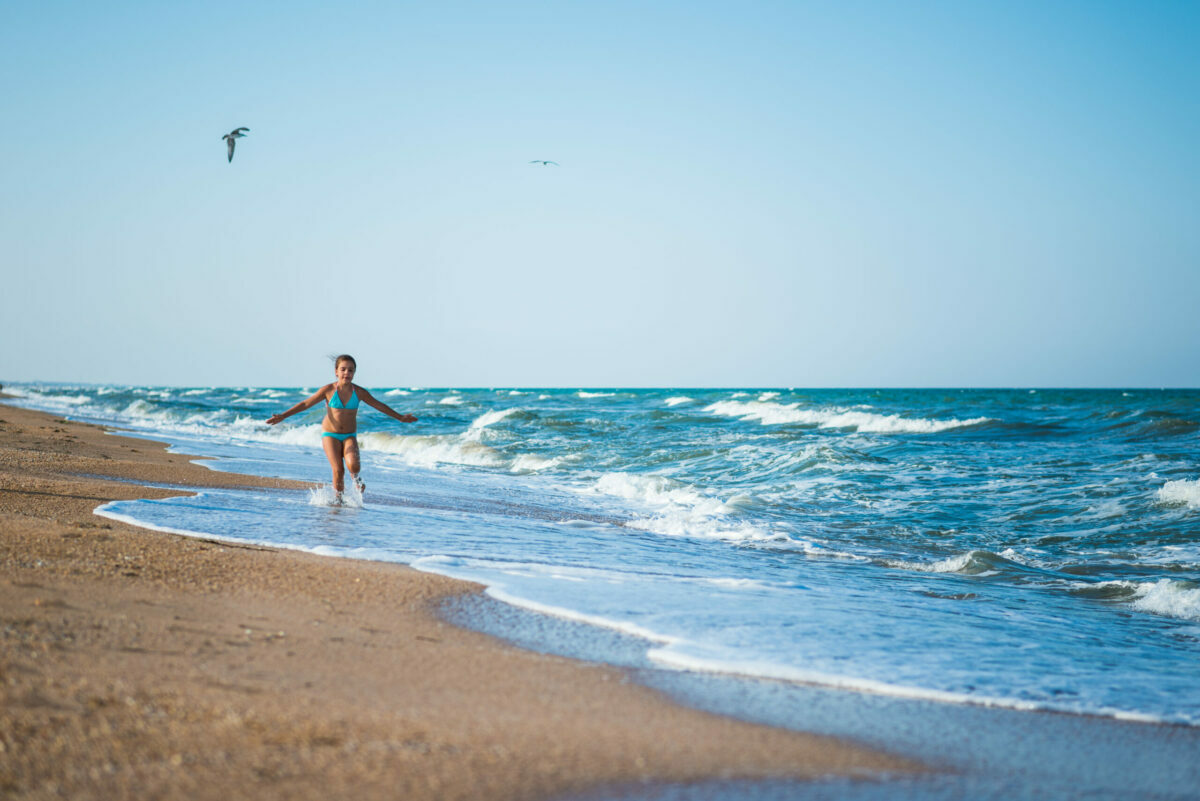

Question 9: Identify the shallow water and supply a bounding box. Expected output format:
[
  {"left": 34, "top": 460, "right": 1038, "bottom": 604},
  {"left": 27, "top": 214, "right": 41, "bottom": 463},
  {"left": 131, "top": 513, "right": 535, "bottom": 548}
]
[
  {"left": 7, "top": 384, "right": 1200, "bottom": 728},
  {"left": 446, "top": 595, "right": 1200, "bottom": 800}
]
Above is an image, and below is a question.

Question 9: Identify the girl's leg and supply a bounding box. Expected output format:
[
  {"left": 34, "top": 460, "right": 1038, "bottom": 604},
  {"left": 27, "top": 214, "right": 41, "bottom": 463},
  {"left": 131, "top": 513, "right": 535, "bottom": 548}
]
[
  {"left": 343, "top": 437, "right": 363, "bottom": 491},
  {"left": 322, "top": 436, "right": 346, "bottom": 493}
]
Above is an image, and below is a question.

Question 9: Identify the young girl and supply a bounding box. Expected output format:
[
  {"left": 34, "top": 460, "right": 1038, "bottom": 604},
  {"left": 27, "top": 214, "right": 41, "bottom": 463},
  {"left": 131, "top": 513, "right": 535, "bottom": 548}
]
[{"left": 266, "top": 354, "right": 416, "bottom": 501}]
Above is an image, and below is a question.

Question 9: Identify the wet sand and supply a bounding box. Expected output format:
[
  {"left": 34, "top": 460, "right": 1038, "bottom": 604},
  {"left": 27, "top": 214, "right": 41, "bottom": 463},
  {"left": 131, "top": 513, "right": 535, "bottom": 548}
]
[{"left": 0, "top": 402, "right": 916, "bottom": 800}]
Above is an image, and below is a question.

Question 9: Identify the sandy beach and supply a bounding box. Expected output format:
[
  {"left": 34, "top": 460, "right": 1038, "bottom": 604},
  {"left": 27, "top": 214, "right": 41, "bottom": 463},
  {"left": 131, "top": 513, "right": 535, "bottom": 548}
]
[{"left": 0, "top": 401, "right": 915, "bottom": 800}]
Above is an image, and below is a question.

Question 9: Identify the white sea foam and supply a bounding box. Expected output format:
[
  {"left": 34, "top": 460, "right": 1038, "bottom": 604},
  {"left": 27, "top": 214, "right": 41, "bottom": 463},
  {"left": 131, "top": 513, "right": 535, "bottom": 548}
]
[
  {"left": 439, "top": 395, "right": 465, "bottom": 405},
  {"left": 890, "top": 552, "right": 974, "bottom": 573},
  {"left": 358, "top": 432, "right": 505, "bottom": 468},
  {"left": 264, "top": 423, "right": 325, "bottom": 447},
  {"left": 94, "top": 501, "right": 369, "bottom": 562},
  {"left": 1130, "top": 579, "right": 1200, "bottom": 621},
  {"left": 510, "top": 454, "right": 564, "bottom": 473},
  {"left": 410, "top": 549, "right": 1180, "bottom": 724},
  {"left": 1062, "top": 499, "right": 1129, "bottom": 523},
  {"left": 357, "top": 411, "right": 559, "bottom": 473},
  {"left": 116, "top": 399, "right": 238, "bottom": 432},
  {"left": 594, "top": 472, "right": 723, "bottom": 512},
  {"left": 417, "top": 555, "right": 635, "bottom": 585},
  {"left": 699, "top": 577, "right": 771, "bottom": 590},
  {"left": 634, "top": 514, "right": 788, "bottom": 544},
  {"left": 664, "top": 396, "right": 694, "bottom": 407},
  {"left": 486, "top": 588, "right": 676, "bottom": 643},
  {"left": 888, "top": 551, "right": 1002, "bottom": 576},
  {"left": 411, "top": 556, "right": 677, "bottom": 643},
  {"left": 705, "top": 400, "right": 989, "bottom": 434},
  {"left": 587, "top": 475, "right": 842, "bottom": 551},
  {"left": 588, "top": 472, "right": 783, "bottom": 544},
  {"left": 385, "top": 389, "right": 411, "bottom": 396},
  {"left": 642, "top": 647, "right": 1168, "bottom": 723},
  {"left": 1156, "top": 478, "right": 1200, "bottom": 509},
  {"left": 120, "top": 399, "right": 173, "bottom": 423},
  {"left": 467, "top": 407, "right": 520, "bottom": 432},
  {"left": 31, "top": 392, "right": 91, "bottom": 406},
  {"left": 94, "top": 504, "right": 219, "bottom": 540},
  {"left": 578, "top": 391, "right": 615, "bottom": 398},
  {"left": 307, "top": 482, "right": 364, "bottom": 508},
  {"left": 997, "top": 548, "right": 1036, "bottom": 566},
  {"left": 457, "top": 408, "right": 561, "bottom": 472}
]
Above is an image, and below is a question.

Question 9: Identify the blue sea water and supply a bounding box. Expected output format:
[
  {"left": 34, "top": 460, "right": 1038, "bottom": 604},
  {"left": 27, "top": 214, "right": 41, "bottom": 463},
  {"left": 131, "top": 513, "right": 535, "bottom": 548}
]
[{"left": 6, "top": 384, "right": 1200, "bottom": 730}]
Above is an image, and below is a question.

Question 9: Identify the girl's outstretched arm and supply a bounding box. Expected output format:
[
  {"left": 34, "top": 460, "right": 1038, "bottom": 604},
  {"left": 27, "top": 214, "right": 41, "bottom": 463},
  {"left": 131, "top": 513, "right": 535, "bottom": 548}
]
[
  {"left": 266, "top": 385, "right": 331, "bottom": 425},
  {"left": 358, "top": 387, "right": 417, "bottom": 423}
]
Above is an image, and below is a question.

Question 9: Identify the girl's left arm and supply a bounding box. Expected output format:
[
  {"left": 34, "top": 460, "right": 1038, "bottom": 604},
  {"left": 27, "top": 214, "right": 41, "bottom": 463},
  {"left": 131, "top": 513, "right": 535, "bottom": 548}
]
[{"left": 359, "top": 387, "right": 418, "bottom": 423}]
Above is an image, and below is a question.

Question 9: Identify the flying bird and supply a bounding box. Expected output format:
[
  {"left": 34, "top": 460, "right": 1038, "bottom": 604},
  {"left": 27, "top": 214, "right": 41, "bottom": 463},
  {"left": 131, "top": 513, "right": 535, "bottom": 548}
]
[
  {"left": 222, "top": 127, "right": 250, "bottom": 162},
  {"left": 529, "top": 160, "right": 559, "bottom": 166}
]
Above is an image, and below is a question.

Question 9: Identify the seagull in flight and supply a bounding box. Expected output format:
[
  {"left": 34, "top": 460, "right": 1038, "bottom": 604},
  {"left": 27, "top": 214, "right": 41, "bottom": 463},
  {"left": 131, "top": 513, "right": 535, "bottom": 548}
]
[
  {"left": 222, "top": 127, "right": 250, "bottom": 162},
  {"left": 529, "top": 160, "right": 559, "bottom": 166}
]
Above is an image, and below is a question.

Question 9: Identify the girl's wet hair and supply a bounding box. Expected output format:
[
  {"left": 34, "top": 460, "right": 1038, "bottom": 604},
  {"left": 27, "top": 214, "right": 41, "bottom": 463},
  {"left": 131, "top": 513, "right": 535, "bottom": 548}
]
[{"left": 333, "top": 354, "right": 357, "bottom": 371}]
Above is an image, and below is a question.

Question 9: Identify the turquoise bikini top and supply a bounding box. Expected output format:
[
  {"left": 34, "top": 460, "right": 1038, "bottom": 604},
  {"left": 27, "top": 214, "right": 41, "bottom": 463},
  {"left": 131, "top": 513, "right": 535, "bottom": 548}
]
[{"left": 328, "top": 386, "right": 360, "bottom": 410}]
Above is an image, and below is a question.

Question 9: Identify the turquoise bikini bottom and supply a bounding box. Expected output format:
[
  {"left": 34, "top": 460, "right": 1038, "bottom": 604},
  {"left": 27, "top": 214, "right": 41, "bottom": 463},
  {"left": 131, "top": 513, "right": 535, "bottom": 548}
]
[{"left": 322, "top": 431, "right": 357, "bottom": 442}]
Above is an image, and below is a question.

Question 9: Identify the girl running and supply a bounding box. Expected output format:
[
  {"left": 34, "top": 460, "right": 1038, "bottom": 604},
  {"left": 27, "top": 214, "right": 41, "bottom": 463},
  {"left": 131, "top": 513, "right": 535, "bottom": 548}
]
[{"left": 266, "top": 354, "right": 416, "bottom": 500}]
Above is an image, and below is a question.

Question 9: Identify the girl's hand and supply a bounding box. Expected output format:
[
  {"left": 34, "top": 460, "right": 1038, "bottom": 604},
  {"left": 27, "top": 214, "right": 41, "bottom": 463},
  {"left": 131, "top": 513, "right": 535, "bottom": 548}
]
[
  {"left": 266, "top": 413, "right": 285, "bottom": 425},
  {"left": 400, "top": 414, "right": 417, "bottom": 423}
]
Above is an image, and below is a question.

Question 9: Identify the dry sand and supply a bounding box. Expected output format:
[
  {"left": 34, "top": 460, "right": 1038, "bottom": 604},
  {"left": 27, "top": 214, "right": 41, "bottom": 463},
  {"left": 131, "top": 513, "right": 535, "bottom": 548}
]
[{"left": 0, "top": 402, "right": 917, "bottom": 800}]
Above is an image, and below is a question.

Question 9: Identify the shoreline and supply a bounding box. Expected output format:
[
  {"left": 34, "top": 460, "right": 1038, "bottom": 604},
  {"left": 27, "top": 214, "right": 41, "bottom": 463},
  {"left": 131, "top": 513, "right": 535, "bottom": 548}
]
[{"left": 0, "top": 402, "right": 917, "bottom": 800}]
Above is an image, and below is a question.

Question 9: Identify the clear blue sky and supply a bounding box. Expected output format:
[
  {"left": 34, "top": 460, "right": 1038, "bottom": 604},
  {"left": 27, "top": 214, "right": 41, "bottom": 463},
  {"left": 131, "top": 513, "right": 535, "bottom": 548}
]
[{"left": 3, "top": 1, "right": 1197, "bottom": 387}]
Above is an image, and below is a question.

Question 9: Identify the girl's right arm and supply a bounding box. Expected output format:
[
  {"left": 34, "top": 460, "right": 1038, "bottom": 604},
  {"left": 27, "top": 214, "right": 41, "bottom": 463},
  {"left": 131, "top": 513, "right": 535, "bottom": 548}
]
[{"left": 266, "top": 385, "right": 331, "bottom": 425}]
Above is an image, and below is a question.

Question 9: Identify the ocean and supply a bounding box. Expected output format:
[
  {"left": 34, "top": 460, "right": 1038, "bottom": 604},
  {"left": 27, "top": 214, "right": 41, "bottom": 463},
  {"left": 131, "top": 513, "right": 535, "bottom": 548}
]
[{"left": 6, "top": 384, "right": 1199, "bottom": 738}]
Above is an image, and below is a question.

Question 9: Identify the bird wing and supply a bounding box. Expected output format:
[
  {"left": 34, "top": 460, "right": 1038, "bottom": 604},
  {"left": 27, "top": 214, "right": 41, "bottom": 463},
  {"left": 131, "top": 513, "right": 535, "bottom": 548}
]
[
  {"left": 227, "top": 137, "right": 236, "bottom": 161},
  {"left": 232, "top": 127, "right": 249, "bottom": 135}
]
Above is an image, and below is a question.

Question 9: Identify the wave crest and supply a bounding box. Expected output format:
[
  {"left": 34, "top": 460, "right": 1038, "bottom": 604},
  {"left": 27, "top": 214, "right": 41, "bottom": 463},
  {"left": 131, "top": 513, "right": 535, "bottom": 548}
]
[
  {"left": 705, "top": 399, "right": 989, "bottom": 433},
  {"left": 358, "top": 432, "right": 505, "bottom": 468},
  {"left": 1130, "top": 579, "right": 1200, "bottom": 621},
  {"left": 1156, "top": 478, "right": 1200, "bottom": 509},
  {"left": 888, "top": 550, "right": 1013, "bottom": 576},
  {"left": 587, "top": 472, "right": 786, "bottom": 544}
]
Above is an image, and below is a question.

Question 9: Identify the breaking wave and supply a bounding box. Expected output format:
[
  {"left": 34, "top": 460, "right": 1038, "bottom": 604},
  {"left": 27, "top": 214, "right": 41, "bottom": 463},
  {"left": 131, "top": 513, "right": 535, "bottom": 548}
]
[
  {"left": 1157, "top": 478, "right": 1200, "bottom": 509},
  {"left": 705, "top": 399, "right": 989, "bottom": 433}
]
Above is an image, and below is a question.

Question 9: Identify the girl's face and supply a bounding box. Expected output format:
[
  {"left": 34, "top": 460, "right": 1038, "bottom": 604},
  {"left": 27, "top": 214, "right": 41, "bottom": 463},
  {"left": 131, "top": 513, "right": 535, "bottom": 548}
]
[{"left": 335, "top": 361, "right": 356, "bottom": 384}]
